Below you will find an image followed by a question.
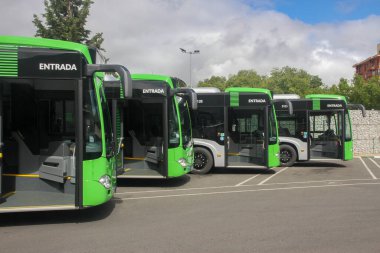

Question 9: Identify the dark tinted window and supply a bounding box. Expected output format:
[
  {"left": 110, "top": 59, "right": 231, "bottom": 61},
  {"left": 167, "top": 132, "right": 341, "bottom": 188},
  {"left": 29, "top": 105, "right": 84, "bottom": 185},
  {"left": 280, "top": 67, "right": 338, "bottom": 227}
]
[
  {"left": 269, "top": 107, "right": 277, "bottom": 144},
  {"left": 168, "top": 98, "right": 180, "bottom": 148},
  {"left": 177, "top": 96, "right": 192, "bottom": 148},
  {"left": 345, "top": 111, "right": 352, "bottom": 141},
  {"left": 100, "top": 87, "right": 114, "bottom": 157},
  {"left": 192, "top": 107, "right": 224, "bottom": 145},
  {"left": 83, "top": 80, "right": 102, "bottom": 160}
]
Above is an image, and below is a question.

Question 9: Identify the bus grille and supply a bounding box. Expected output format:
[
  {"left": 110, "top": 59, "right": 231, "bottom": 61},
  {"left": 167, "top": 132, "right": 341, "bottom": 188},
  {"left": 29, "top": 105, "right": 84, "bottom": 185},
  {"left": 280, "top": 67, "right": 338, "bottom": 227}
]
[{"left": 0, "top": 45, "right": 18, "bottom": 77}]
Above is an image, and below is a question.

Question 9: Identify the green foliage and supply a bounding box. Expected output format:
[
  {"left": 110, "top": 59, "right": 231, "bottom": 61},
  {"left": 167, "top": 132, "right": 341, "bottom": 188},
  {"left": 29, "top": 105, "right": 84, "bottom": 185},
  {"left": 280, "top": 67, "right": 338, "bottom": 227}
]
[
  {"left": 198, "top": 75, "right": 227, "bottom": 90},
  {"left": 197, "top": 66, "right": 380, "bottom": 109},
  {"left": 33, "top": 0, "right": 105, "bottom": 51},
  {"left": 351, "top": 76, "right": 380, "bottom": 110},
  {"left": 226, "top": 70, "right": 266, "bottom": 89},
  {"left": 268, "top": 66, "right": 323, "bottom": 97}
]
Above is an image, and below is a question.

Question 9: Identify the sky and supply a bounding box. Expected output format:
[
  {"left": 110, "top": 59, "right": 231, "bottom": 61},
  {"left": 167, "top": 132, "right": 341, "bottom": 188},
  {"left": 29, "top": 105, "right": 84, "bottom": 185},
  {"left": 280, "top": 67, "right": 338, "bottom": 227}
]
[{"left": 0, "top": 0, "right": 380, "bottom": 86}]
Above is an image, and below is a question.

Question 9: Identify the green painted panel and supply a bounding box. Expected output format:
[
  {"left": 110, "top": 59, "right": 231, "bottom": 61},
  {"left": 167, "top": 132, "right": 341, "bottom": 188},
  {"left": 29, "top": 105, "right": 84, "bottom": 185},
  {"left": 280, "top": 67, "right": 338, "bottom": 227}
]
[
  {"left": 0, "top": 35, "right": 93, "bottom": 63},
  {"left": 344, "top": 140, "right": 353, "bottom": 161},
  {"left": 225, "top": 87, "right": 273, "bottom": 98},
  {"left": 167, "top": 146, "right": 193, "bottom": 178},
  {"left": 82, "top": 157, "right": 115, "bottom": 207},
  {"left": 268, "top": 143, "right": 280, "bottom": 168},
  {"left": 312, "top": 99, "right": 320, "bottom": 110},
  {"left": 306, "top": 94, "right": 348, "bottom": 103},
  {"left": 0, "top": 45, "right": 18, "bottom": 77},
  {"left": 230, "top": 91, "right": 239, "bottom": 107}
]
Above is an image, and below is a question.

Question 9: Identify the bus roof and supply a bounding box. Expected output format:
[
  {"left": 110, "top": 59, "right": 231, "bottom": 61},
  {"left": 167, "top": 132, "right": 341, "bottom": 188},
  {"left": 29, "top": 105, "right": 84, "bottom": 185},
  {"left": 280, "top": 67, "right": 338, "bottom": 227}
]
[
  {"left": 305, "top": 94, "right": 348, "bottom": 103},
  {"left": 273, "top": 94, "right": 301, "bottom": 100},
  {"left": 0, "top": 35, "right": 92, "bottom": 63},
  {"left": 192, "top": 87, "right": 221, "bottom": 93},
  {"left": 131, "top": 74, "right": 185, "bottom": 89},
  {"left": 225, "top": 87, "right": 273, "bottom": 98}
]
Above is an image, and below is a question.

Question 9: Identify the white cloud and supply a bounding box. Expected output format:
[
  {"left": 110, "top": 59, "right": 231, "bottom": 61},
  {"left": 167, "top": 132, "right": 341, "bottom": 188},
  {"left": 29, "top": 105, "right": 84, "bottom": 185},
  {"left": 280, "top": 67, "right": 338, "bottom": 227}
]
[{"left": 1, "top": 0, "right": 379, "bottom": 86}]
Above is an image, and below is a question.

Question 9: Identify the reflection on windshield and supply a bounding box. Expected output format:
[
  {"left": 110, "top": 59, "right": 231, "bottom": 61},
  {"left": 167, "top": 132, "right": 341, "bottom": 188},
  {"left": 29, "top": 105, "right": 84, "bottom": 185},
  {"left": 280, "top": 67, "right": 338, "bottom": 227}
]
[
  {"left": 100, "top": 87, "right": 114, "bottom": 157},
  {"left": 177, "top": 96, "right": 192, "bottom": 148},
  {"left": 269, "top": 107, "right": 278, "bottom": 144},
  {"left": 83, "top": 79, "right": 102, "bottom": 160},
  {"left": 168, "top": 97, "right": 180, "bottom": 148}
]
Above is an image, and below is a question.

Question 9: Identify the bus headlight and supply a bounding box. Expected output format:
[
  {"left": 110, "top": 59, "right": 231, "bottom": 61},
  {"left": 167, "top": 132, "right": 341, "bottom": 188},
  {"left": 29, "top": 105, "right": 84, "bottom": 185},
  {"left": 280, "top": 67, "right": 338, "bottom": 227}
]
[
  {"left": 99, "top": 175, "right": 112, "bottom": 190},
  {"left": 177, "top": 158, "right": 188, "bottom": 168}
]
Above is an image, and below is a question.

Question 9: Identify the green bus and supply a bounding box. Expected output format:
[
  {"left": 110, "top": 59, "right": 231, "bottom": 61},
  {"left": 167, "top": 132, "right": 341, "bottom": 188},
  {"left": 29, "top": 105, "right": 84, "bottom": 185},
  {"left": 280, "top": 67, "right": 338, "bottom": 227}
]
[
  {"left": 0, "top": 36, "right": 131, "bottom": 213},
  {"left": 105, "top": 74, "right": 196, "bottom": 178},
  {"left": 273, "top": 94, "right": 366, "bottom": 166},
  {"left": 190, "top": 87, "right": 284, "bottom": 174}
]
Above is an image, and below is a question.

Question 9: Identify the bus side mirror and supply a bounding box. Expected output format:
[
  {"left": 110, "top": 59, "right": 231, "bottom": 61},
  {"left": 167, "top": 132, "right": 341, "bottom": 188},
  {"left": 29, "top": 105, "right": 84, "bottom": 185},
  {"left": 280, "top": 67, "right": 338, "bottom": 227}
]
[
  {"left": 188, "top": 90, "right": 198, "bottom": 110},
  {"left": 103, "top": 74, "right": 122, "bottom": 99},
  {"left": 272, "top": 99, "right": 293, "bottom": 115},
  {"left": 348, "top": 104, "right": 366, "bottom": 117},
  {"left": 173, "top": 88, "right": 198, "bottom": 110},
  {"left": 86, "top": 64, "right": 132, "bottom": 99}
]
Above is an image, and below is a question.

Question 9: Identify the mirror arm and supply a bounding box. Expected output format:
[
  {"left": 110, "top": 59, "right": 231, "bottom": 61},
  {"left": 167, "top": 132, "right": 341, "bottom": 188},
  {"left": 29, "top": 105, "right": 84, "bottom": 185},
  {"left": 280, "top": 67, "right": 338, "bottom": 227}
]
[{"left": 348, "top": 103, "right": 366, "bottom": 117}]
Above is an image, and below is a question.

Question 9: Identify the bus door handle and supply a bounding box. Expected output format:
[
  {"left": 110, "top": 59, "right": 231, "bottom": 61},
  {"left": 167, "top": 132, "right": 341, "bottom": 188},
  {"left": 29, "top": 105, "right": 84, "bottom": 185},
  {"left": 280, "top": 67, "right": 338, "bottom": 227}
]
[{"left": 227, "top": 136, "right": 230, "bottom": 149}]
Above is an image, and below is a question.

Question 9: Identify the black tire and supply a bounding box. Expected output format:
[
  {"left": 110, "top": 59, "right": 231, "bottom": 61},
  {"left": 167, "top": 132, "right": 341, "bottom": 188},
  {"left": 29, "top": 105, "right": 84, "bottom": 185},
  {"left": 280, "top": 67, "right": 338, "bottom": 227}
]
[
  {"left": 280, "top": 144, "right": 297, "bottom": 167},
  {"left": 192, "top": 147, "right": 213, "bottom": 174}
]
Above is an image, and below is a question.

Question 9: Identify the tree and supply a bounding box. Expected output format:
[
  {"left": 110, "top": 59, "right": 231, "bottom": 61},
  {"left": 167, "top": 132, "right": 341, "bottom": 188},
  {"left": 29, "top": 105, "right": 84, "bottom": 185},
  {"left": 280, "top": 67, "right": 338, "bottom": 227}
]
[
  {"left": 197, "top": 70, "right": 266, "bottom": 91},
  {"left": 328, "top": 78, "right": 352, "bottom": 98},
  {"left": 198, "top": 76, "right": 227, "bottom": 90},
  {"left": 268, "top": 66, "right": 324, "bottom": 96},
  {"left": 226, "top": 70, "right": 266, "bottom": 89},
  {"left": 196, "top": 67, "right": 380, "bottom": 109},
  {"left": 350, "top": 75, "right": 380, "bottom": 110},
  {"left": 33, "top": 0, "right": 105, "bottom": 51}
]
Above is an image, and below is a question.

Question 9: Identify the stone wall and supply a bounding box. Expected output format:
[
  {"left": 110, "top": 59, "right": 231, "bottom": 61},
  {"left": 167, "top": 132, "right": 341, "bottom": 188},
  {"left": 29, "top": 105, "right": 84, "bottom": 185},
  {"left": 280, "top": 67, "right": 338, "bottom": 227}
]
[{"left": 351, "top": 110, "right": 380, "bottom": 155}]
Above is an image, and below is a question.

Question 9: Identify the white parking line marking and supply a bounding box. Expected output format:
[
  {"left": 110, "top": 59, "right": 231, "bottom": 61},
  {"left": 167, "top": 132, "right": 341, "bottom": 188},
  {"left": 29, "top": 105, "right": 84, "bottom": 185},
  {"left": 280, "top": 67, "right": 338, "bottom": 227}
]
[
  {"left": 257, "top": 167, "right": 289, "bottom": 185},
  {"left": 115, "top": 182, "right": 380, "bottom": 201},
  {"left": 359, "top": 157, "right": 377, "bottom": 179},
  {"left": 115, "top": 178, "right": 378, "bottom": 195},
  {"left": 235, "top": 174, "right": 261, "bottom": 186},
  {"left": 251, "top": 178, "right": 378, "bottom": 186},
  {"left": 369, "top": 158, "right": 380, "bottom": 169},
  {"left": 309, "top": 159, "right": 341, "bottom": 161},
  {"left": 116, "top": 184, "right": 245, "bottom": 195}
]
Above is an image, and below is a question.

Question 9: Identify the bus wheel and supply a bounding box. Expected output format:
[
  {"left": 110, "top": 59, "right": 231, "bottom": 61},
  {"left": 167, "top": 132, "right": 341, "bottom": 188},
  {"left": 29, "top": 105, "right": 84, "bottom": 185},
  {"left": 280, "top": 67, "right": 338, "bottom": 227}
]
[
  {"left": 192, "top": 147, "right": 213, "bottom": 174},
  {"left": 280, "top": 144, "right": 297, "bottom": 167}
]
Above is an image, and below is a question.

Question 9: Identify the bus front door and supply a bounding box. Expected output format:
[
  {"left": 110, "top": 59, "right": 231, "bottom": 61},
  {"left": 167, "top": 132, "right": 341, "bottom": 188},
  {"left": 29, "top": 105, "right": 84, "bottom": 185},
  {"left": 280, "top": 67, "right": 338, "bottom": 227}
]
[
  {"left": 309, "top": 111, "right": 344, "bottom": 159},
  {"left": 226, "top": 107, "right": 266, "bottom": 168},
  {"left": 122, "top": 98, "right": 166, "bottom": 178}
]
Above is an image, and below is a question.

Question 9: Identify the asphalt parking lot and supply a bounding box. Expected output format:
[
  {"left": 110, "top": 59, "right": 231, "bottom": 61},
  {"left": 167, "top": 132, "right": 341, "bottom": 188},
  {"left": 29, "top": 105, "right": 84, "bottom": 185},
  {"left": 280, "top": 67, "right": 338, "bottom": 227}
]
[{"left": 1, "top": 157, "right": 380, "bottom": 253}]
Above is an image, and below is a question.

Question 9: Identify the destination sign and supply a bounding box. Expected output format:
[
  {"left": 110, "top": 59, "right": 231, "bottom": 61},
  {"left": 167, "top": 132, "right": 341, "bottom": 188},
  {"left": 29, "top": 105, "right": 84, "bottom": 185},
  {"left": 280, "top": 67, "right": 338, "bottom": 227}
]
[
  {"left": 196, "top": 94, "right": 226, "bottom": 107},
  {"left": 132, "top": 80, "right": 168, "bottom": 98},
  {"left": 320, "top": 100, "right": 346, "bottom": 110},
  {"left": 239, "top": 93, "right": 269, "bottom": 107},
  {"left": 18, "top": 47, "right": 82, "bottom": 79}
]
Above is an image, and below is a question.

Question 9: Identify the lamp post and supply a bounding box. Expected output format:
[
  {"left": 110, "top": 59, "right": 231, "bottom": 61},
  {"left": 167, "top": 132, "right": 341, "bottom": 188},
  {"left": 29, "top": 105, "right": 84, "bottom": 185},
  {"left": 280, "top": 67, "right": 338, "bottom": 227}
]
[{"left": 180, "top": 48, "right": 200, "bottom": 87}]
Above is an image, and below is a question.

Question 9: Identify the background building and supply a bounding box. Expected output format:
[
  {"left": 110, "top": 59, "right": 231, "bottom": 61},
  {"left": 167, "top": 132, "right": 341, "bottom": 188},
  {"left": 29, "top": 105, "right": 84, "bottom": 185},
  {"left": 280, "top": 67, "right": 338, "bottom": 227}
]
[{"left": 353, "top": 44, "right": 380, "bottom": 80}]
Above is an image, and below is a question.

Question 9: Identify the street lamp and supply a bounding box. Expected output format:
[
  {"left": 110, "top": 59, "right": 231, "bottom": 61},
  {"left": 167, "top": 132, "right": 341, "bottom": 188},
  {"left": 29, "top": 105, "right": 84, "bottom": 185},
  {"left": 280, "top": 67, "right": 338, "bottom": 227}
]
[{"left": 180, "top": 48, "right": 200, "bottom": 87}]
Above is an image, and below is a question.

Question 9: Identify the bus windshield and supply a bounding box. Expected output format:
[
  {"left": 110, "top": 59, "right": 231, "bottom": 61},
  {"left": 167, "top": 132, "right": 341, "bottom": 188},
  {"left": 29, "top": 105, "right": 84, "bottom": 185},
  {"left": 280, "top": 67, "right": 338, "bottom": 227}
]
[
  {"left": 168, "top": 97, "right": 180, "bottom": 148},
  {"left": 99, "top": 86, "right": 114, "bottom": 157},
  {"left": 177, "top": 96, "right": 192, "bottom": 148},
  {"left": 269, "top": 106, "right": 278, "bottom": 144},
  {"left": 83, "top": 79, "right": 103, "bottom": 160}
]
